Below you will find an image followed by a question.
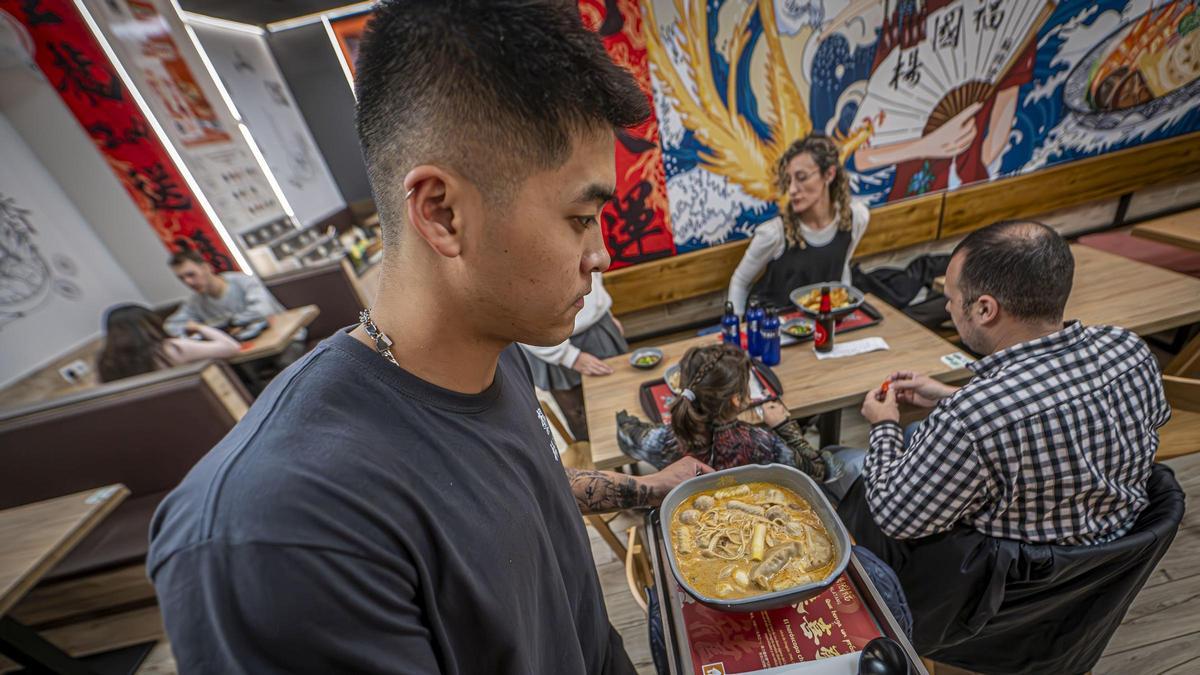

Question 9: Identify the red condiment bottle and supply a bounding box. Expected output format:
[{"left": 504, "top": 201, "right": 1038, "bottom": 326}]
[{"left": 814, "top": 286, "right": 835, "bottom": 353}]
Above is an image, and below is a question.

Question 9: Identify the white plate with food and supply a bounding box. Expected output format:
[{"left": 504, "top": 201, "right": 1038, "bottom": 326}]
[{"left": 789, "top": 282, "right": 865, "bottom": 319}]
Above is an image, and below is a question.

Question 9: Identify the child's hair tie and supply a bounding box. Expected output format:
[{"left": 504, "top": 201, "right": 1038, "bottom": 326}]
[{"left": 680, "top": 388, "right": 696, "bottom": 402}]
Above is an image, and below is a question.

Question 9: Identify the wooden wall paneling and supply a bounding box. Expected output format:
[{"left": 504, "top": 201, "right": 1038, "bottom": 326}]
[
  {"left": 854, "top": 194, "right": 944, "bottom": 257},
  {"left": 942, "top": 132, "right": 1200, "bottom": 237},
  {"left": 604, "top": 240, "right": 749, "bottom": 315}
]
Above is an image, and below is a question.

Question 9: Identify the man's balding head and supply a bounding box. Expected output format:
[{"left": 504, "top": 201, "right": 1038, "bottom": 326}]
[{"left": 950, "top": 220, "right": 1074, "bottom": 323}]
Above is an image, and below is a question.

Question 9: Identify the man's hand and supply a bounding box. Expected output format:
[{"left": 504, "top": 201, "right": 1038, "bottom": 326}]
[
  {"left": 761, "top": 400, "right": 790, "bottom": 428},
  {"left": 572, "top": 352, "right": 614, "bottom": 376},
  {"left": 641, "top": 456, "right": 715, "bottom": 505},
  {"left": 861, "top": 386, "right": 900, "bottom": 426},
  {"left": 916, "top": 102, "right": 982, "bottom": 158},
  {"left": 888, "top": 371, "right": 958, "bottom": 408}
]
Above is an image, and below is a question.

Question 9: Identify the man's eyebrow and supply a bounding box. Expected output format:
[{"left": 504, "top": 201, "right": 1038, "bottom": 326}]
[{"left": 572, "top": 183, "right": 617, "bottom": 206}]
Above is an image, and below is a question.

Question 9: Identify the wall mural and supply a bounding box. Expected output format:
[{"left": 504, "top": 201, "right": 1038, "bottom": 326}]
[
  {"left": 324, "top": 1, "right": 1200, "bottom": 265},
  {"left": 0, "top": 193, "right": 80, "bottom": 330},
  {"left": 647, "top": 0, "right": 1200, "bottom": 253},
  {"left": 580, "top": 0, "right": 677, "bottom": 268},
  {"left": 0, "top": 0, "right": 239, "bottom": 271}
]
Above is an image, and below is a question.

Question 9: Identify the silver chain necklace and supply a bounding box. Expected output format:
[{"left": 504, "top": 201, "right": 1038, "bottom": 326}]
[{"left": 359, "top": 308, "right": 399, "bottom": 366}]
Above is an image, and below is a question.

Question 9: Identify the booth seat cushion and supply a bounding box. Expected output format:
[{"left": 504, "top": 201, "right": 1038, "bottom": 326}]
[{"left": 1077, "top": 230, "right": 1200, "bottom": 278}]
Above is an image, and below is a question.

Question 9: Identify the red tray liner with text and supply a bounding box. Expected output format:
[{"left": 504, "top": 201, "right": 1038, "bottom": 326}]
[
  {"left": 778, "top": 307, "right": 880, "bottom": 338},
  {"left": 698, "top": 306, "right": 881, "bottom": 344},
  {"left": 677, "top": 573, "right": 882, "bottom": 674}
]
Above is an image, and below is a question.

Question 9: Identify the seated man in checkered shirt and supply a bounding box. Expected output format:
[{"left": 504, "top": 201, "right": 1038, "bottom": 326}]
[
  {"left": 852, "top": 220, "right": 1170, "bottom": 546},
  {"left": 838, "top": 220, "right": 1171, "bottom": 651},
  {"left": 837, "top": 221, "right": 1172, "bottom": 637}
]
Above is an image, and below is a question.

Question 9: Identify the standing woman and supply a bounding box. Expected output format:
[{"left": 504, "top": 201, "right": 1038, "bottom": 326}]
[
  {"left": 520, "top": 271, "right": 626, "bottom": 441},
  {"left": 728, "top": 133, "right": 870, "bottom": 314},
  {"left": 97, "top": 304, "right": 240, "bottom": 382}
]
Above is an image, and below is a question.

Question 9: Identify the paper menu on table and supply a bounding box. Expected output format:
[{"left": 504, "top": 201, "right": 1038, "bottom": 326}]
[{"left": 812, "top": 338, "right": 890, "bottom": 360}]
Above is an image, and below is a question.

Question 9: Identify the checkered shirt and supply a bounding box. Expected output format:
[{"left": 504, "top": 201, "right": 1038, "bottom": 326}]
[{"left": 864, "top": 322, "right": 1171, "bottom": 545}]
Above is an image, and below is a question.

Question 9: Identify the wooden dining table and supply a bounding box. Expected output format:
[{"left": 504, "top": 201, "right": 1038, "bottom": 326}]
[
  {"left": 1065, "top": 243, "right": 1200, "bottom": 334},
  {"left": 1131, "top": 210, "right": 1200, "bottom": 252},
  {"left": 582, "top": 295, "right": 973, "bottom": 471},
  {"left": 229, "top": 304, "right": 320, "bottom": 364},
  {"left": 0, "top": 485, "right": 134, "bottom": 674}
]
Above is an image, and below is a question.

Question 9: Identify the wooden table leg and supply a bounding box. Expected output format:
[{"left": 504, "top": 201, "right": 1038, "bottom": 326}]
[
  {"left": 0, "top": 617, "right": 154, "bottom": 675},
  {"left": 0, "top": 616, "right": 96, "bottom": 675},
  {"left": 818, "top": 409, "right": 842, "bottom": 448}
]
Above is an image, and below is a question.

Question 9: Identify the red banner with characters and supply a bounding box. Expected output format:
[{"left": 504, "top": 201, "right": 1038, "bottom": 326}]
[
  {"left": 579, "top": 0, "right": 675, "bottom": 269},
  {"left": 0, "top": 0, "right": 238, "bottom": 271}
]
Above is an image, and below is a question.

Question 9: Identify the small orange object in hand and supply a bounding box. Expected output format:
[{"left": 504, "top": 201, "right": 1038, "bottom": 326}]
[{"left": 876, "top": 379, "right": 890, "bottom": 401}]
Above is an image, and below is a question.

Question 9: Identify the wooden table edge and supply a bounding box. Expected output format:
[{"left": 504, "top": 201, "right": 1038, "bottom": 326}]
[
  {"left": 1131, "top": 224, "right": 1200, "bottom": 252},
  {"left": 0, "top": 484, "right": 130, "bottom": 618},
  {"left": 228, "top": 305, "right": 320, "bottom": 364}
]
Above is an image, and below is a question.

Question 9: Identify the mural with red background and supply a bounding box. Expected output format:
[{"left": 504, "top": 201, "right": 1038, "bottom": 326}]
[{"left": 0, "top": 0, "right": 238, "bottom": 271}]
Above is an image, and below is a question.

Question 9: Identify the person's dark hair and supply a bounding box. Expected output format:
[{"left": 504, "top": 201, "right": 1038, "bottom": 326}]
[
  {"left": 775, "top": 133, "right": 852, "bottom": 250},
  {"left": 669, "top": 343, "right": 751, "bottom": 455},
  {"left": 97, "top": 304, "right": 169, "bottom": 382},
  {"left": 951, "top": 220, "right": 1074, "bottom": 322},
  {"left": 354, "top": 0, "right": 650, "bottom": 245},
  {"left": 168, "top": 249, "right": 207, "bottom": 268}
]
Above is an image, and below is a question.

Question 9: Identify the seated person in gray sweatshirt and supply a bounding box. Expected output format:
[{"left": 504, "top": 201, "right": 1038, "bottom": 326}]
[{"left": 164, "top": 250, "right": 304, "bottom": 346}]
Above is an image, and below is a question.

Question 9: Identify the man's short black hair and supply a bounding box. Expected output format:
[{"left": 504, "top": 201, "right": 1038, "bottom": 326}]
[
  {"left": 354, "top": 0, "right": 650, "bottom": 244},
  {"left": 168, "top": 249, "right": 208, "bottom": 268},
  {"left": 951, "top": 220, "right": 1074, "bottom": 322}
]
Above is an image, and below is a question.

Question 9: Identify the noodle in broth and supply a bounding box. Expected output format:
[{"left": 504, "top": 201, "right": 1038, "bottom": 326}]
[{"left": 670, "top": 482, "right": 836, "bottom": 600}]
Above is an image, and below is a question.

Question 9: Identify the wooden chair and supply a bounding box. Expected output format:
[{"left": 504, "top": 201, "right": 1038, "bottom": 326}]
[
  {"left": 1165, "top": 328, "right": 1200, "bottom": 377},
  {"left": 537, "top": 401, "right": 628, "bottom": 561},
  {"left": 624, "top": 525, "right": 656, "bottom": 614},
  {"left": 1157, "top": 374, "right": 1200, "bottom": 461},
  {"left": 1156, "top": 330, "right": 1200, "bottom": 461}
]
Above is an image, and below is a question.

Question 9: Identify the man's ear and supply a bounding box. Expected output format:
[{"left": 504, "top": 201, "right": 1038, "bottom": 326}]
[
  {"left": 404, "top": 166, "right": 463, "bottom": 258},
  {"left": 976, "top": 294, "right": 1001, "bottom": 325}
]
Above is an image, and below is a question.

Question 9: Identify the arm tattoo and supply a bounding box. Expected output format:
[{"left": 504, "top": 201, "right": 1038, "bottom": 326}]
[{"left": 565, "top": 468, "right": 653, "bottom": 515}]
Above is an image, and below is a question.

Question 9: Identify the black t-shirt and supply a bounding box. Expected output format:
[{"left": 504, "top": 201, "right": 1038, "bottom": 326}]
[{"left": 148, "top": 330, "right": 634, "bottom": 674}]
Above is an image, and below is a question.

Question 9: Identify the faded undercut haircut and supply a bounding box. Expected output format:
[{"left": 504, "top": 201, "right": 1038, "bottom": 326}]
[
  {"left": 354, "top": 0, "right": 650, "bottom": 245},
  {"left": 951, "top": 220, "right": 1074, "bottom": 322}
]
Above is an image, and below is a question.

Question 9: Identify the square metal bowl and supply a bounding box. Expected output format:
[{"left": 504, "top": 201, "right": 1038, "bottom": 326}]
[
  {"left": 659, "top": 463, "right": 852, "bottom": 612},
  {"left": 789, "top": 282, "right": 865, "bottom": 319}
]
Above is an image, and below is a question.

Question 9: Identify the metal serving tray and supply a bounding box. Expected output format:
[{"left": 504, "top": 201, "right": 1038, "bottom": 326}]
[{"left": 659, "top": 463, "right": 853, "bottom": 612}]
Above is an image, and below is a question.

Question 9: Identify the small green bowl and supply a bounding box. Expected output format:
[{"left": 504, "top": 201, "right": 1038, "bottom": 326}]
[{"left": 629, "top": 348, "right": 664, "bottom": 369}]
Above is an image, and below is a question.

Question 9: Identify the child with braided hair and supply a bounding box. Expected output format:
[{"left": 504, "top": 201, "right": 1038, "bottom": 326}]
[{"left": 616, "top": 343, "right": 830, "bottom": 479}]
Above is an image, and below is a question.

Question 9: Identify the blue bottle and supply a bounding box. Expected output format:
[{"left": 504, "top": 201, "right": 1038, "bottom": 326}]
[
  {"left": 721, "top": 301, "right": 741, "bottom": 348},
  {"left": 760, "top": 308, "right": 781, "bottom": 366},
  {"left": 746, "top": 298, "right": 765, "bottom": 358}
]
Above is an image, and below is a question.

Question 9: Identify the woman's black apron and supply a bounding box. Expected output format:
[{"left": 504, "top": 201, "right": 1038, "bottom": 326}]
[{"left": 751, "top": 227, "right": 852, "bottom": 310}]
